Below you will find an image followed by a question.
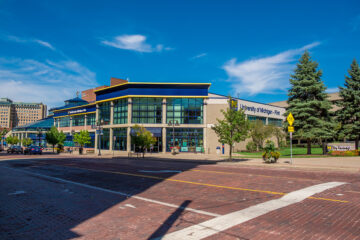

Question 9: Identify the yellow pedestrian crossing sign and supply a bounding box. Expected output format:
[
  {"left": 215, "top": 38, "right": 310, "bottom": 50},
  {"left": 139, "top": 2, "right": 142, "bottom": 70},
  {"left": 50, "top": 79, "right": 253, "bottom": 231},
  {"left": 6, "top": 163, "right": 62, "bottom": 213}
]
[{"left": 287, "top": 112, "right": 294, "bottom": 126}]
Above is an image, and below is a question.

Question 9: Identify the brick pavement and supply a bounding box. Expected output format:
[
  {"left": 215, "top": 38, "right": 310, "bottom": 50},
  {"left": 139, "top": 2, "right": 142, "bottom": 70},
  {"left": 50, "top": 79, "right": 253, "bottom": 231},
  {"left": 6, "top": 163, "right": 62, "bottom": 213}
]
[{"left": 1, "top": 157, "right": 359, "bottom": 239}]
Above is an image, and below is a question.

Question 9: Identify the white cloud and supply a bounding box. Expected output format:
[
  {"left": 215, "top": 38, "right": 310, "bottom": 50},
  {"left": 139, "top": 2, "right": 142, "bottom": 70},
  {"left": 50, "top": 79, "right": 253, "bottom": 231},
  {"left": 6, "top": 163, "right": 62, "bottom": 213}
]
[
  {"left": 0, "top": 58, "right": 97, "bottom": 109},
  {"left": 326, "top": 87, "right": 339, "bottom": 93},
  {"left": 191, "top": 53, "right": 207, "bottom": 60},
  {"left": 223, "top": 42, "right": 321, "bottom": 96},
  {"left": 2, "top": 35, "right": 56, "bottom": 51},
  {"left": 102, "top": 34, "right": 171, "bottom": 53},
  {"left": 33, "top": 39, "right": 55, "bottom": 50}
]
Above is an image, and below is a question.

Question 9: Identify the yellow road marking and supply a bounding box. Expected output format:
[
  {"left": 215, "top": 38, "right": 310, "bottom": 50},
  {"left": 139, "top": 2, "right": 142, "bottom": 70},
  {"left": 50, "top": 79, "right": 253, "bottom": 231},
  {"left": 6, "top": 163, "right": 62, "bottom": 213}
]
[
  {"left": 190, "top": 169, "right": 316, "bottom": 182},
  {"left": 32, "top": 163, "right": 348, "bottom": 203}
]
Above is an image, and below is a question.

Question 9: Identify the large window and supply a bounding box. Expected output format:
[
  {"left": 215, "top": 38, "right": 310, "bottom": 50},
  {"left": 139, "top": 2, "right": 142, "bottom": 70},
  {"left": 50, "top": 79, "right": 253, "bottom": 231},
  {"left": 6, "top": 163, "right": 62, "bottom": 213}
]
[
  {"left": 86, "top": 113, "right": 96, "bottom": 126},
  {"left": 268, "top": 118, "right": 283, "bottom": 127},
  {"left": 72, "top": 115, "right": 84, "bottom": 126},
  {"left": 132, "top": 98, "right": 162, "bottom": 124},
  {"left": 99, "top": 102, "right": 110, "bottom": 125},
  {"left": 59, "top": 116, "right": 70, "bottom": 127},
  {"left": 167, "top": 98, "right": 203, "bottom": 124},
  {"left": 85, "top": 132, "right": 95, "bottom": 148},
  {"left": 166, "top": 128, "right": 203, "bottom": 152},
  {"left": 113, "top": 99, "right": 128, "bottom": 124},
  {"left": 99, "top": 128, "right": 110, "bottom": 150},
  {"left": 113, "top": 128, "right": 127, "bottom": 151},
  {"left": 247, "top": 115, "right": 266, "bottom": 125}
]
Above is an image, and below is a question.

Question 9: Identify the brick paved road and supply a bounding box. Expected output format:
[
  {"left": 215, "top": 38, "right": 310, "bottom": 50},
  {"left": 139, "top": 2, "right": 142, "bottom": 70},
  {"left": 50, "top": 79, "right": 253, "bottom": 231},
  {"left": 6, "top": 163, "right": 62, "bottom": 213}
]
[{"left": 0, "top": 157, "right": 359, "bottom": 239}]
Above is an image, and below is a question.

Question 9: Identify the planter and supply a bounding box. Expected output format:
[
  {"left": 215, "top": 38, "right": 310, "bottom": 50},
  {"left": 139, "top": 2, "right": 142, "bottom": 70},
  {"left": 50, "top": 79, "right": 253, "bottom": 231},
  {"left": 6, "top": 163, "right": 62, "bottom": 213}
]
[{"left": 262, "top": 151, "right": 280, "bottom": 163}]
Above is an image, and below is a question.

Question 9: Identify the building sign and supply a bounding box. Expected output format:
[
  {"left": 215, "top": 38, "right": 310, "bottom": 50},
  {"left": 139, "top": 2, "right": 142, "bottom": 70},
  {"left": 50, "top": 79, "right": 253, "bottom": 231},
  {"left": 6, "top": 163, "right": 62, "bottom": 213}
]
[
  {"left": 229, "top": 99, "right": 238, "bottom": 110},
  {"left": 239, "top": 104, "right": 281, "bottom": 116},
  {"left": 68, "top": 108, "right": 86, "bottom": 115},
  {"left": 327, "top": 145, "right": 354, "bottom": 151}
]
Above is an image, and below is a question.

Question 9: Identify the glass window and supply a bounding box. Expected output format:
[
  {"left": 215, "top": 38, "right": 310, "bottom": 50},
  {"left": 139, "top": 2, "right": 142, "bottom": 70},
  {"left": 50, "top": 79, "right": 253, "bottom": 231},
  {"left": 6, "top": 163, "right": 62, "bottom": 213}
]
[
  {"left": 113, "top": 99, "right": 128, "bottom": 124},
  {"left": 99, "top": 128, "right": 110, "bottom": 150},
  {"left": 113, "top": 128, "right": 127, "bottom": 151},
  {"left": 99, "top": 102, "right": 110, "bottom": 125},
  {"left": 166, "top": 98, "right": 203, "bottom": 124},
  {"left": 166, "top": 128, "right": 203, "bottom": 152},
  {"left": 59, "top": 116, "right": 70, "bottom": 127},
  {"left": 84, "top": 132, "right": 95, "bottom": 148},
  {"left": 131, "top": 98, "right": 162, "bottom": 124},
  {"left": 86, "top": 113, "right": 96, "bottom": 126},
  {"left": 268, "top": 118, "right": 283, "bottom": 127},
  {"left": 247, "top": 115, "right": 267, "bottom": 125},
  {"left": 72, "top": 115, "right": 85, "bottom": 126}
]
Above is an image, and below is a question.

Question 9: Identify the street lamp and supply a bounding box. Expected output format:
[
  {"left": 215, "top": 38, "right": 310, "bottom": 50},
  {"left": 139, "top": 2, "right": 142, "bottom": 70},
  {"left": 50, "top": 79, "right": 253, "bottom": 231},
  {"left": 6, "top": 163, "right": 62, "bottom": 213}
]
[
  {"left": 168, "top": 120, "right": 179, "bottom": 154},
  {"left": 97, "top": 119, "right": 104, "bottom": 156}
]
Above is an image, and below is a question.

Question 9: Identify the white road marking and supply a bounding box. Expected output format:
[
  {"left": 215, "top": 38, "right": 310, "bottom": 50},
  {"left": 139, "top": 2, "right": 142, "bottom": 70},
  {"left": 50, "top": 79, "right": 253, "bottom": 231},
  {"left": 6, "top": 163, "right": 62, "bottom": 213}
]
[
  {"left": 8, "top": 190, "right": 26, "bottom": 195},
  {"left": 125, "top": 204, "right": 136, "bottom": 208},
  {"left": 159, "top": 181, "right": 346, "bottom": 240},
  {"left": 2, "top": 166, "right": 220, "bottom": 217},
  {"left": 139, "top": 170, "right": 182, "bottom": 173}
]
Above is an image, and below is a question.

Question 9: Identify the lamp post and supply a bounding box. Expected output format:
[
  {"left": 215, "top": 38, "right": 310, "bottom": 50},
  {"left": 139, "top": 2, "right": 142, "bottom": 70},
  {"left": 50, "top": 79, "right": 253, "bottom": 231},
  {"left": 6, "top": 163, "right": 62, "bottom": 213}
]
[
  {"left": 168, "top": 120, "right": 179, "bottom": 154},
  {"left": 97, "top": 119, "right": 104, "bottom": 156}
]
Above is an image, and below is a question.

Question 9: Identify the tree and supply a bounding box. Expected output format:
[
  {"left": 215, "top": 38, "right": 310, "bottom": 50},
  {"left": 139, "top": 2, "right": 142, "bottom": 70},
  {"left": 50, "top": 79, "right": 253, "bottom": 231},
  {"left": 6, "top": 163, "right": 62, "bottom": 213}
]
[
  {"left": 45, "top": 126, "right": 66, "bottom": 152},
  {"left": 22, "top": 138, "right": 33, "bottom": 147},
  {"left": 285, "top": 51, "right": 333, "bottom": 154},
  {"left": 269, "top": 125, "right": 286, "bottom": 148},
  {"left": 0, "top": 128, "right": 8, "bottom": 148},
  {"left": 212, "top": 100, "right": 250, "bottom": 161},
  {"left": 73, "top": 130, "right": 91, "bottom": 154},
  {"left": 132, "top": 124, "right": 156, "bottom": 158},
  {"left": 336, "top": 59, "right": 360, "bottom": 150},
  {"left": 6, "top": 135, "right": 19, "bottom": 146},
  {"left": 249, "top": 120, "right": 273, "bottom": 151}
]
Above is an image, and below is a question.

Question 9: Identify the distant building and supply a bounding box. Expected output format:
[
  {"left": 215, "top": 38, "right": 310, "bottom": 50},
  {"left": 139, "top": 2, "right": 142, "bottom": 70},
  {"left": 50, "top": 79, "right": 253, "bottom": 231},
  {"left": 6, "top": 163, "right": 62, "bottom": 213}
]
[
  {"left": 0, "top": 98, "right": 47, "bottom": 129},
  {"left": 269, "top": 92, "right": 341, "bottom": 111}
]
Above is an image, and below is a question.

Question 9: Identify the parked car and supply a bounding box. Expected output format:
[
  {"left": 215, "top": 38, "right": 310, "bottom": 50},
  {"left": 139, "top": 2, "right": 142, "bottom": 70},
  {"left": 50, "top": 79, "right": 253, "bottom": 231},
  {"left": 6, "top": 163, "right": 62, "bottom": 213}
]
[
  {"left": 7, "top": 146, "right": 23, "bottom": 154},
  {"left": 24, "top": 146, "right": 42, "bottom": 155}
]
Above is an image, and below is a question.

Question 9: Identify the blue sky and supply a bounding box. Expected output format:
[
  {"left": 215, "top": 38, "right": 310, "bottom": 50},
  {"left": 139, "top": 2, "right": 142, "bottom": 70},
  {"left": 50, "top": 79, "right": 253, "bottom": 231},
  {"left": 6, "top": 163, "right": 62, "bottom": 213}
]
[{"left": 0, "top": 0, "right": 359, "bottom": 108}]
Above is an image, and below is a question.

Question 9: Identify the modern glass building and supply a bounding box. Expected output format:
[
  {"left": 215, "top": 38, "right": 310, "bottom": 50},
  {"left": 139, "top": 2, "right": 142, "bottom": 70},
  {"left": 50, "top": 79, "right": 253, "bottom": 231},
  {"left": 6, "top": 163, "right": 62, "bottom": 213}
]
[{"left": 52, "top": 80, "right": 285, "bottom": 155}]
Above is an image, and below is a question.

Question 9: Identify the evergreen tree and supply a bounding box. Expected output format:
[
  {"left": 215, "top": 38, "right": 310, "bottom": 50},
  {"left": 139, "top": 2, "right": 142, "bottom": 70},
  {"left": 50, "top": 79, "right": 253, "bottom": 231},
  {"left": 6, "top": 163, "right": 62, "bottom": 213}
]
[
  {"left": 285, "top": 51, "right": 333, "bottom": 154},
  {"left": 336, "top": 59, "right": 360, "bottom": 150}
]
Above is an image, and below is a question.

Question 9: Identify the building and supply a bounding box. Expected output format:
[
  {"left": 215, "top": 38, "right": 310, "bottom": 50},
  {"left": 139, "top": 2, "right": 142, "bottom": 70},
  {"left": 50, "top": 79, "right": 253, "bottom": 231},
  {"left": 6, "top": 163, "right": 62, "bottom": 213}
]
[
  {"left": 52, "top": 79, "right": 285, "bottom": 155},
  {"left": 0, "top": 98, "right": 47, "bottom": 129},
  {"left": 11, "top": 117, "right": 54, "bottom": 146},
  {"left": 270, "top": 92, "right": 341, "bottom": 111}
]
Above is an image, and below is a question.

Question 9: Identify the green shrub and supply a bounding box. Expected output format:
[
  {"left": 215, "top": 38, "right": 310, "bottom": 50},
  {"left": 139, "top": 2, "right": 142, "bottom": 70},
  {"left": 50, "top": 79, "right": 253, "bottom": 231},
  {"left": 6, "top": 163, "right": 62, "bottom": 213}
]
[
  {"left": 246, "top": 141, "right": 257, "bottom": 152},
  {"left": 262, "top": 140, "right": 280, "bottom": 163}
]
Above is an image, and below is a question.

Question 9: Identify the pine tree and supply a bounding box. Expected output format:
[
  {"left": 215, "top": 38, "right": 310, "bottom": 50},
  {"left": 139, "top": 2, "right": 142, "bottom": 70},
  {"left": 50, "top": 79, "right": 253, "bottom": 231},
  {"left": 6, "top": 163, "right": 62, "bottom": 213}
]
[
  {"left": 336, "top": 59, "right": 360, "bottom": 150},
  {"left": 285, "top": 51, "right": 333, "bottom": 154}
]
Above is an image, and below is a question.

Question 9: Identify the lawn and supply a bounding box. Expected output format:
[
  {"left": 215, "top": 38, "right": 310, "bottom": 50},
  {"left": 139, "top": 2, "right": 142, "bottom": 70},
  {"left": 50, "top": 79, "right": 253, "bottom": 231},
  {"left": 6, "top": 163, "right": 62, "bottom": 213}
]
[{"left": 237, "top": 147, "right": 324, "bottom": 157}]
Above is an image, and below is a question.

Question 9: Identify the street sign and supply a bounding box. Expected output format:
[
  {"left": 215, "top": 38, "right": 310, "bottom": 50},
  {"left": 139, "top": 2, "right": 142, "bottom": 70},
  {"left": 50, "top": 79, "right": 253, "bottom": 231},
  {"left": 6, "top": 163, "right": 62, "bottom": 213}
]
[
  {"left": 288, "top": 126, "right": 294, "bottom": 132},
  {"left": 287, "top": 112, "right": 294, "bottom": 126}
]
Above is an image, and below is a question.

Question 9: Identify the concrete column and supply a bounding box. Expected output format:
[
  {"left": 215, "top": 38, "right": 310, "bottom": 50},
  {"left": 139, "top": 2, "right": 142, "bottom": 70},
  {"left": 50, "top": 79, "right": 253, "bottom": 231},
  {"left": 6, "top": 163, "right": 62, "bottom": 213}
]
[
  {"left": 203, "top": 99, "right": 207, "bottom": 154},
  {"left": 54, "top": 118, "right": 56, "bottom": 126},
  {"left": 266, "top": 117, "right": 269, "bottom": 125},
  {"left": 69, "top": 116, "right": 73, "bottom": 133},
  {"left": 127, "top": 98, "right": 132, "bottom": 124},
  {"left": 94, "top": 105, "right": 99, "bottom": 150},
  {"left": 84, "top": 114, "right": 87, "bottom": 130},
  {"left": 162, "top": 98, "right": 167, "bottom": 124},
  {"left": 109, "top": 128, "right": 113, "bottom": 153},
  {"left": 110, "top": 101, "right": 114, "bottom": 125},
  {"left": 162, "top": 127, "right": 166, "bottom": 153},
  {"left": 127, "top": 127, "right": 131, "bottom": 152}
]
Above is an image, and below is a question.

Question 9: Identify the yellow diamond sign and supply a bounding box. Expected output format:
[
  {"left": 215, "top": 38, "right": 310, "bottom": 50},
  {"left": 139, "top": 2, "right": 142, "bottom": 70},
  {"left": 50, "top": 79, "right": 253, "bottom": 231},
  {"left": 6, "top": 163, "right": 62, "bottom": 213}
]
[{"left": 287, "top": 112, "right": 294, "bottom": 126}]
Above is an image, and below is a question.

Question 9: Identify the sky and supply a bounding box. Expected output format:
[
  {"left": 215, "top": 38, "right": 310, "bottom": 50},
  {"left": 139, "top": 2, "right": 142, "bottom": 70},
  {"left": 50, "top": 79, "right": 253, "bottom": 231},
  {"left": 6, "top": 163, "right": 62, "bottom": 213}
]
[{"left": 0, "top": 0, "right": 359, "bottom": 108}]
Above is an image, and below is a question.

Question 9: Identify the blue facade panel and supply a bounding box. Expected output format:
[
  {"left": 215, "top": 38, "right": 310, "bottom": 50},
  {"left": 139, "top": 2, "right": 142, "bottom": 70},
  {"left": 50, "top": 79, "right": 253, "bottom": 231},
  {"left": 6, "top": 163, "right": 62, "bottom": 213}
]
[
  {"left": 54, "top": 105, "right": 96, "bottom": 117},
  {"left": 96, "top": 84, "right": 209, "bottom": 101}
]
